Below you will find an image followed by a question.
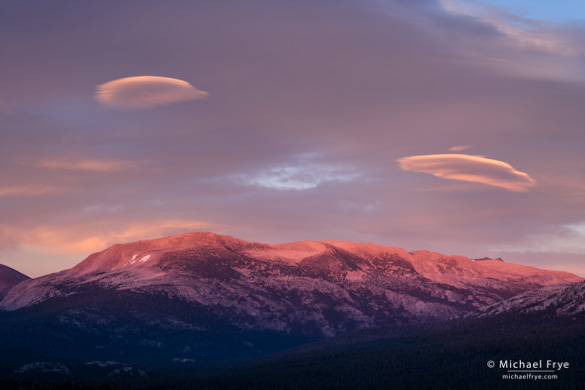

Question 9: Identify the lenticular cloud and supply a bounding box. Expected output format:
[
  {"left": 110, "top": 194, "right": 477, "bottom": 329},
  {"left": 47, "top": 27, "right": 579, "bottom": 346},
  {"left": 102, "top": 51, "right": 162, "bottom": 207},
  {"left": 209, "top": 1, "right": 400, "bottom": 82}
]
[
  {"left": 95, "top": 76, "right": 208, "bottom": 109},
  {"left": 397, "top": 154, "right": 536, "bottom": 192}
]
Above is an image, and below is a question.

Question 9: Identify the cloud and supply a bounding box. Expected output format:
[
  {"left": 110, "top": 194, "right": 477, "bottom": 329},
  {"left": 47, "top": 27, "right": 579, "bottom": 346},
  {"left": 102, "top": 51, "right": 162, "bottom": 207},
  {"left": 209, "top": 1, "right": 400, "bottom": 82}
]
[
  {"left": 397, "top": 154, "right": 536, "bottom": 192},
  {"left": 485, "top": 251, "right": 585, "bottom": 278},
  {"left": 492, "top": 221, "right": 585, "bottom": 255},
  {"left": 0, "top": 218, "right": 218, "bottom": 254},
  {"left": 0, "top": 218, "right": 219, "bottom": 277},
  {"left": 20, "top": 158, "right": 136, "bottom": 172},
  {"left": 95, "top": 76, "right": 208, "bottom": 109},
  {"left": 234, "top": 155, "right": 360, "bottom": 190},
  {"left": 440, "top": 0, "right": 577, "bottom": 55},
  {"left": 449, "top": 145, "right": 472, "bottom": 152},
  {"left": 437, "top": 0, "right": 585, "bottom": 83},
  {"left": 0, "top": 185, "right": 66, "bottom": 198}
]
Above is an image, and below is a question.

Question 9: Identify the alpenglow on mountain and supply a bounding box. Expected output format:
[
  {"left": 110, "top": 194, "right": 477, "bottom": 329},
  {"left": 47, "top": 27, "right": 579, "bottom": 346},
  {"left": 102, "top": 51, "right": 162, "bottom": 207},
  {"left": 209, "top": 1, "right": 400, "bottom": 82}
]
[{"left": 1, "top": 232, "right": 581, "bottom": 337}]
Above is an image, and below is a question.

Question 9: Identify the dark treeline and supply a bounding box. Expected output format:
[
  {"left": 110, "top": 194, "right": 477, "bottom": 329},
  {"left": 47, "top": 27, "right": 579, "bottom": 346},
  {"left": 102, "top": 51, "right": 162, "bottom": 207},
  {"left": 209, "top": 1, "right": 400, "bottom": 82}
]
[{"left": 2, "top": 311, "right": 584, "bottom": 389}]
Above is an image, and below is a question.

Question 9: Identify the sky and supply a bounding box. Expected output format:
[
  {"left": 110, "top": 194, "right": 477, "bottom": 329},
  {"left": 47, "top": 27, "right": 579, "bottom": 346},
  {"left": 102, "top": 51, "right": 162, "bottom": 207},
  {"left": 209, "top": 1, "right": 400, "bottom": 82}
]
[
  {"left": 1, "top": 0, "right": 585, "bottom": 278},
  {"left": 477, "top": 0, "right": 585, "bottom": 23}
]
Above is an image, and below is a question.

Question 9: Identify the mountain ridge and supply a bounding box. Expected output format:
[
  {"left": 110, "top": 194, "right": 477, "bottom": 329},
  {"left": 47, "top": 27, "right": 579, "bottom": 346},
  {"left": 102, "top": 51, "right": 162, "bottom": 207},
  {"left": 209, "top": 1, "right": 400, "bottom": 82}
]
[{"left": 1, "top": 232, "right": 580, "bottom": 337}]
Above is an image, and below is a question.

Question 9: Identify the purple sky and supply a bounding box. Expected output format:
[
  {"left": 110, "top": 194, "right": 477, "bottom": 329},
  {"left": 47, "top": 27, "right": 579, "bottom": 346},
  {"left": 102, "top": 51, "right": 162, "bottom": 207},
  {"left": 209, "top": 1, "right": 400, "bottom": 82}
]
[{"left": 1, "top": 0, "right": 585, "bottom": 277}]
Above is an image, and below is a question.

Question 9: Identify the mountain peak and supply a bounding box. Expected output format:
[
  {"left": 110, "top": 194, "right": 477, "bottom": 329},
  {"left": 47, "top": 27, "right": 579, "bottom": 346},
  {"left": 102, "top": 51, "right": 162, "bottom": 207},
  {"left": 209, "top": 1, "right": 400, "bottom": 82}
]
[
  {"left": 68, "top": 231, "right": 256, "bottom": 275},
  {"left": 0, "top": 264, "right": 30, "bottom": 300},
  {"left": 131, "top": 231, "right": 248, "bottom": 248}
]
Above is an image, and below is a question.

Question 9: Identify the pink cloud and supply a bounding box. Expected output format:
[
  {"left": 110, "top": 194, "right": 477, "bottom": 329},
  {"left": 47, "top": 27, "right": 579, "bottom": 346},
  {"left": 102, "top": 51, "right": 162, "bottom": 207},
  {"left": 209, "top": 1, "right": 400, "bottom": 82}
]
[
  {"left": 95, "top": 76, "right": 208, "bottom": 109},
  {"left": 397, "top": 154, "right": 536, "bottom": 192},
  {"left": 0, "top": 185, "right": 66, "bottom": 198},
  {"left": 449, "top": 145, "right": 472, "bottom": 152},
  {"left": 0, "top": 218, "right": 218, "bottom": 254},
  {"left": 21, "top": 159, "right": 136, "bottom": 172}
]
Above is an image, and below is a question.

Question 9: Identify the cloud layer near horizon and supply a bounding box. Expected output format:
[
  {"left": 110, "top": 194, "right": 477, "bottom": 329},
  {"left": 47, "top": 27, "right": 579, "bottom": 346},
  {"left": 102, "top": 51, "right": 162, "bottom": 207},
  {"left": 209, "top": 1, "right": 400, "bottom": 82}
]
[
  {"left": 397, "top": 154, "right": 536, "bottom": 192},
  {"left": 20, "top": 158, "right": 136, "bottom": 172},
  {"left": 95, "top": 76, "right": 208, "bottom": 109}
]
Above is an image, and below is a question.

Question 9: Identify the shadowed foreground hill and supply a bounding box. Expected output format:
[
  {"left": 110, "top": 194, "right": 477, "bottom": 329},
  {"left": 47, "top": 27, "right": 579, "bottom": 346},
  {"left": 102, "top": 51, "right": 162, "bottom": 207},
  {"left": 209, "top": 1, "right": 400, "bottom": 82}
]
[
  {"left": 188, "top": 311, "right": 585, "bottom": 389},
  {"left": 2, "top": 311, "right": 582, "bottom": 390},
  {"left": 0, "top": 264, "right": 29, "bottom": 301}
]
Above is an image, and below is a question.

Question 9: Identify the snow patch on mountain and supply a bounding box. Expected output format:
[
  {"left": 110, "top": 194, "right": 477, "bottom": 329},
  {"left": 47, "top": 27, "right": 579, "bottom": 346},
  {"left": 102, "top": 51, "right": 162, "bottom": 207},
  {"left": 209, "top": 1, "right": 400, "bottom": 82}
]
[{"left": 139, "top": 254, "right": 151, "bottom": 263}]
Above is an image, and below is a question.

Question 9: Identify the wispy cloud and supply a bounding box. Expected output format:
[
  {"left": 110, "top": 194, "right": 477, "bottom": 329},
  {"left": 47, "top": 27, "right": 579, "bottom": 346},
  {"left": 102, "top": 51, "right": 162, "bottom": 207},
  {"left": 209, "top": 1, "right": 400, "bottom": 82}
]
[
  {"left": 449, "top": 145, "right": 472, "bottom": 152},
  {"left": 440, "top": 0, "right": 578, "bottom": 56},
  {"left": 0, "top": 219, "right": 220, "bottom": 276},
  {"left": 437, "top": 0, "right": 585, "bottom": 83},
  {"left": 0, "top": 218, "right": 218, "bottom": 254},
  {"left": 234, "top": 157, "right": 360, "bottom": 190},
  {"left": 20, "top": 158, "right": 136, "bottom": 172},
  {"left": 0, "top": 185, "right": 66, "bottom": 198},
  {"left": 397, "top": 154, "right": 536, "bottom": 192},
  {"left": 493, "top": 222, "right": 585, "bottom": 255},
  {"left": 95, "top": 76, "right": 208, "bottom": 109}
]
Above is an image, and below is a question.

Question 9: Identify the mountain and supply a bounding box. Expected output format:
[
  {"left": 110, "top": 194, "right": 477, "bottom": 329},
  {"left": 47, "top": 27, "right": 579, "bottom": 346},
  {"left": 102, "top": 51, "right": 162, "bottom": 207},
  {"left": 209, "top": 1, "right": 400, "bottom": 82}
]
[
  {"left": 0, "top": 264, "right": 29, "bottom": 301},
  {"left": 468, "top": 280, "right": 585, "bottom": 318},
  {"left": 1, "top": 232, "right": 580, "bottom": 338}
]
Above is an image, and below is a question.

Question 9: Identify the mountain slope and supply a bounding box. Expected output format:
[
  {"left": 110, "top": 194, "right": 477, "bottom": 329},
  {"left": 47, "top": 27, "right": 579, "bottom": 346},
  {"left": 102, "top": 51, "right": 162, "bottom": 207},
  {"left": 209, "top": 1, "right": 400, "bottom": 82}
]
[
  {"left": 188, "top": 280, "right": 585, "bottom": 389},
  {"left": 468, "top": 280, "right": 585, "bottom": 318},
  {"left": 0, "top": 264, "right": 29, "bottom": 301},
  {"left": 1, "top": 232, "right": 580, "bottom": 338}
]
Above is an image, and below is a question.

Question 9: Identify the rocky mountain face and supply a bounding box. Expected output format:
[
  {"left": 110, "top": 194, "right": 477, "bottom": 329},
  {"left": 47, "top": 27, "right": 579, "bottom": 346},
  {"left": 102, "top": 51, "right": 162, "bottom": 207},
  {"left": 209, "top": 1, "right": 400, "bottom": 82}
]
[
  {"left": 1, "top": 232, "right": 581, "bottom": 337},
  {"left": 0, "top": 264, "right": 29, "bottom": 301},
  {"left": 468, "top": 280, "right": 585, "bottom": 319}
]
